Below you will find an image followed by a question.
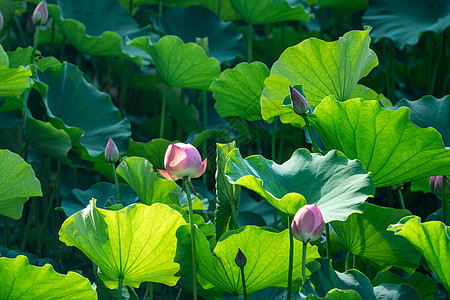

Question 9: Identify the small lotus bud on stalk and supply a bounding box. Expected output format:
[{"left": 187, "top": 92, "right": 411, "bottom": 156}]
[
  {"left": 0, "top": 10, "right": 4, "bottom": 32},
  {"left": 105, "top": 138, "right": 119, "bottom": 163},
  {"left": 31, "top": 1, "right": 48, "bottom": 26},
  {"left": 429, "top": 176, "right": 450, "bottom": 196},
  {"left": 289, "top": 85, "right": 310, "bottom": 115},
  {"left": 235, "top": 248, "right": 247, "bottom": 268}
]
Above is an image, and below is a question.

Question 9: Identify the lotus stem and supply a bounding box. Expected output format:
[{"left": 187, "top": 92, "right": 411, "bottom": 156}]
[
  {"left": 325, "top": 223, "right": 331, "bottom": 259},
  {"left": 302, "top": 115, "right": 319, "bottom": 153},
  {"left": 247, "top": 24, "right": 253, "bottom": 62},
  {"left": 345, "top": 251, "right": 351, "bottom": 271},
  {"left": 397, "top": 188, "right": 405, "bottom": 209},
  {"left": 118, "top": 276, "right": 123, "bottom": 300},
  {"left": 240, "top": 266, "right": 248, "bottom": 300},
  {"left": 30, "top": 26, "right": 40, "bottom": 64},
  {"left": 184, "top": 177, "right": 198, "bottom": 300},
  {"left": 159, "top": 84, "right": 169, "bottom": 138},
  {"left": 287, "top": 214, "right": 294, "bottom": 300},
  {"left": 111, "top": 163, "right": 120, "bottom": 203},
  {"left": 442, "top": 175, "right": 448, "bottom": 226},
  {"left": 302, "top": 242, "right": 307, "bottom": 285},
  {"left": 230, "top": 201, "right": 239, "bottom": 230},
  {"left": 3, "top": 216, "right": 11, "bottom": 248}
]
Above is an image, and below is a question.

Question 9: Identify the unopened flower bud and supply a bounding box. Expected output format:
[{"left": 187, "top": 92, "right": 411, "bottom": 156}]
[
  {"left": 0, "top": 10, "right": 4, "bottom": 31},
  {"left": 429, "top": 176, "right": 450, "bottom": 195},
  {"left": 291, "top": 204, "right": 324, "bottom": 244},
  {"left": 289, "top": 85, "right": 310, "bottom": 115},
  {"left": 31, "top": 1, "right": 48, "bottom": 25},
  {"left": 235, "top": 248, "right": 247, "bottom": 268},
  {"left": 105, "top": 138, "right": 119, "bottom": 163}
]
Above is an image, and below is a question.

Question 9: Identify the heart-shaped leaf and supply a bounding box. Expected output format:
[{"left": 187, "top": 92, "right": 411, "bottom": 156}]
[
  {"left": 393, "top": 95, "right": 450, "bottom": 146},
  {"left": 389, "top": 217, "right": 450, "bottom": 292},
  {"left": 155, "top": 6, "right": 244, "bottom": 62},
  {"left": 331, "top": 202, "right": 421, "bottom": 274},
  {"left": 309, "top": 96, "right": 450, "bottom": 187},
  {"left": 225, "top": 148, "right": 374, "bottom": 221},
  {"left": 196, "top": 226, "right": 320, "bottom": 294},
  {"left": 0, "top": 255, "right": 96, "bottom": 299},
  {"left": 230, "top": 0, "right": 310, "bottom": 24},
  {"left": 211, "top": 62, "right": 269, "bottom": 121},
  {"left": 130, "top": 35, "right": 221, "bottom": 90},
  {"left": 261, "top": 29, "right": 378, "bottom": 123},
  {"left": 0, "top": 149, "right": 42, "bottom": 219},
  {"left": 59, "top": 201, "right": 186, "bottom": 289},
  {"left": 362, "top": 0, "right": 450, "bottom": 48}
]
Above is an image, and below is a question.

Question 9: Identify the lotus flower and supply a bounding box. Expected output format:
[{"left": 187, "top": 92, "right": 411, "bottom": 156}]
[
  {"left": 235, "top": 248, "right": 247, "bottom": 268},
  {"left": 429, "top": 176, "right": 450, "bottom": 195},
  {"left": 289, "top": 85, "right": 310, "bottom": 115},
  {"left": 31, "top": 1, "right": 48, "bottom": 25},
  {"left": 157, "top": 143, "right": 207, "bottom": 181},
  {"left": 105, "top": 138, "right": 119, "bottom": 163},
  {"left": 291, "top": 204, "right": 324, "bottom": 243}
]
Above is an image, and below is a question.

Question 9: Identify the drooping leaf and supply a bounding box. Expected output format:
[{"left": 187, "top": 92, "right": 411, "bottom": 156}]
[
  {"left": 309, "top": 96, "right": 450, "bottom": 187},
  {"left": 229, "top": 0, "right": 310, "bottom": 24},
  {"left": 156, "top": 6, "right": 244, "bottom": 62},
  {"left": 59, "top": 201, "right": 186, "bottom": 289},
  {"left": 225, "top": 148, "right": 374, "bottom": 221},
  {"left": 261, "top": 29, "right": 378, "bottom": 123},
  {"left": 211, "top": 62, "right": 269, "bottom": 121},
  {"left": 215, "top": 142, "right": 241, "bottom": 240},
  {"left": 389, "top": 217, "right": 450, "bottom": 292},
  {"left": 362, "top": 0, "right": 450, "bottom": 48},
  {"left": 393, "top": 95, "right": 450, "bottom": 146},
  {"left": 0, "top": 150, "right": 42, "bottom": 219},
  {"left": 46, "top": 0, "right": 147, "bottom": 66},
  {"left": 0, "top": 255, "right": 96, "bottom": 299},
  {"left": 300, "top": 259, "right": 420, "bottom": 300},
  {"left": 36, "top": 63, "right": 131, "bottom": 159},
  {"left": 196, "top": 226, "right": 320, "bottom": 294},
  {"left": 130, "top": 35, "right": 221, "bottom": 90},
  {"left": 331, "top": 202, "right": 421, "bottom": 274}
]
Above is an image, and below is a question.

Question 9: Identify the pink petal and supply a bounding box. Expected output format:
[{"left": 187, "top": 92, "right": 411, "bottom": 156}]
[
  {"left": 165, "top": 144, "right": 189, "bottom": 173},
  {"left": 192, "top": 158, "right": 207, "bottom": 178},
  {"left": 157, "top": 169, "right": 179, "bottom": 181}
]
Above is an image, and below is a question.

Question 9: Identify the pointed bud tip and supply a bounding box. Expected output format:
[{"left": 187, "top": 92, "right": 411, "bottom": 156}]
[
  {"left": 32, "top": 1, "right": 48, "bottom": 25},
  {"left": 289, "top": 85, "right": 310, "bottom": 115},
  {"left": 105, "top": 138, "right": 119, "bottom": 163},
  {"left": 235, "top": 248, "right": 247, "bottom": 268}
]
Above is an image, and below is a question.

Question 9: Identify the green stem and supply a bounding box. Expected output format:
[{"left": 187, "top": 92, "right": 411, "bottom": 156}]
[
  {"left": 302, "top": 115, "right": 319, "bottom": 153},
  {"left": 4, "top": 216, "right": 11, "bottom": 248},
  {"left": 143, "top": 282, "right": 153, "bottom": 300},
  {"left": 241, "top": 266, "right": 248, "bottom": 300},
  {"left": 234, "top": 295, "right": 238, "bottom": 300},
  {"left": 184, "top": 177, "right": 198, "bottom": 300},
  {"left": 271, "top": 117, "right": 277, "bottom": 160},
  {"left": 273, "top": 208, "right": 278, "bottom": 228},
  {"left": 176, "top": 287, "right": 182, "bottom": 300},
  {"left": 35, "top": 199, "right": 42, "bottom": 257},
  {"left": 30, "top": 26, "right": 40, "bottom": 64},
  {"left": 159, "top": 0, "right": 163, "bottom": 16},
  {"left": 442, "top": 175, "right": 448, "bottom": 226},
  {"left": 230, "top": 202, "right": 239, "bottom": 230},
  {"left": 119, "top": 61, "right": 131, "bottom": 112},
  {"left": 302, "top": 242, "right": 307, "bottom": 285},
  {"left": 287, "top": 215, "right": 294, "bottom": 300},
  {"left": 325, "top": 223, "right": 331, "bottom": 259},
  {"left": 201, "top": 90, "right": 207, "bottom": 184},
  {"left": 20, "top": 200, "right": 35, "bottom": 251},
  {"left": 345, "top": 251, "right": 351, "bottom": 271},
  {"left": 118, "top": 276, "right": 123, "bottom": 300},
  {"left": 159, "top": 85, "right": 169, "bottom": 138},
  {"left": 13, "top": 17, "right": 27, "bottom": 46},
  {"left": 397, "top": 188, "right": 405, "bottom": 209},
  {"left": 41, "top": 161, "right": 61, "bottom": 237},
  {"left": 112, "top": 163, "right": 120, "bottom": 203},
  {"left": 247, "top": 24, "right": 253, "bottom": 62},
  {"left": 129, "top": 0, "right": 133, "bottom": 14}
]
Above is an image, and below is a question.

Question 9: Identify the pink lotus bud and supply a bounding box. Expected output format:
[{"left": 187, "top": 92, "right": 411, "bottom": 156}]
[
  {"left": 157, "top": 143, "right": 207, "bottom": 181},
  {"left": 31, "top": 1, "right": 48, "bottom": 25},
  {"left": 105, "top": 138, "right": 119, "bottom": 163},
  {"left": 235, "top": 248, "right": 247, "bottom": 268},
  {"left": 429, "top": 176, "right": 450, "bottom": 195},
  {"left": 290, "top": 85, "right": 310, "bottom": 115},
  {"left": 0, "top": 10, "right": 4, "bottom": 31},
  {"left": 291, "top": 204, "right": 324, "bottom": 243}
]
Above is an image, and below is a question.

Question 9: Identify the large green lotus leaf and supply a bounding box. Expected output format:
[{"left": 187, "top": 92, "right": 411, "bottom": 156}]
[
  {"left": 215, "top": 142, "right": 241, "bottom": 240},
  {"left": 389, "top": 217, "right": 450, "bottom": 292},
  {"left": 46, "top": 0, "right": 146, "bottom": 66},
  {"left": 362, "top": 0, "right": 450, "bottom": 48},
  {"left": 0, "top": 255, "right": 96, "bottom": 299},
  {"left": 127, "top": 139, "right": 173, "bottom": 170},
  {"left": 129, "top": 35, "right": 221, "bottom": 90},
  {"left": 196, "top": 226, "right": 320, "bottom": 294},
  {"left": 331, "top": 202, "right": 421, "bottom": 274},
  {"left": 59, "top": 201, "right": 186, "bottom": 289},
  {"left": 229, "top": 0, "right": 310, "bottom": 24},
  {"left": 116, "top": 156, "right": 179, "bottom": 206},
  {"left": 156, "top": 6, "right": 244, "bottom": 62},
  {"left": 210, "top": 62, "right": 268, "bottom": 121},
  {"left": 393, "top": 95, "right": 450, "bottom": 147},
  {"left": 261, "top": 29, "right": 378, "bottom": 123},
  {"left": 201, "top": 0, "right": 242, "bottom": 21},
  {"left": 372, "top": 271, "right": 438, "bottom": 300},
  {"left": 36, "top": 63, "right": 131, "bottom": 159},
  {"left": 59, "top": 182, "right": 139, "bottom": 217},
  {"left": 225, "top": 148, "right": 374, "bottom": 221},
  {"left": 300, "top": 259, "right": 420, "bottom": 300},
  {"left": 309, "top": 97, "right": 450, "bottom": 187},
  {"left": 0, "top": 150, "right": 42, "bottom": 219}
]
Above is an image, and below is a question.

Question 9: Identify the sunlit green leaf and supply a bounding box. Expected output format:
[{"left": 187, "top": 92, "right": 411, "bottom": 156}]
[
  {"left": 0, "top": 255, "right": 96, "bottom": 299},
  {"left": 261, "top": 29, "right": 378, "bottom": 123},
  {"left": 0, "top": 45, "right": 31, "bottom": 98},
  {"left": 59, "top": 201, "right": 186, "bottom": 289},
  {"left": 196, "top": 226, "right": 320, "bottom": 294},
  {"left": 201, "top": 0, "right": 242, "bottom": 21},
  {"left": 0, "top": 150, "right": 42, "bottom": 219},
  {"left": 225, "top": 148, "right": 374, "bottom": 220},
  {"left": 309, "top": 96, "right": 450, "bottom": 187}
]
